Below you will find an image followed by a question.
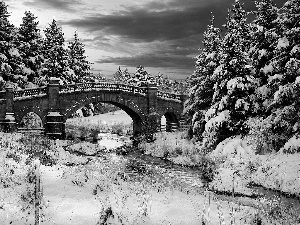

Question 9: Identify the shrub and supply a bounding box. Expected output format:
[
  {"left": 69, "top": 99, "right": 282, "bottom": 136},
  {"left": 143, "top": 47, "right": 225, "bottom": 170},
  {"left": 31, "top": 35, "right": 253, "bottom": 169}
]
[
  {"left": 246, "top": 114, "right": 294, "bottom": 154},
  {"left": 19, "top": 134, "right": 56, "bottom": 166},
  {"left": 198, "top": 156, "right": 217, "bottom": 183},
  {"left": 78, "top": 126, "right": 89, "bottom": 140},
  {"left": 111, "top": 123, "right": 124, "bottom": 135}
]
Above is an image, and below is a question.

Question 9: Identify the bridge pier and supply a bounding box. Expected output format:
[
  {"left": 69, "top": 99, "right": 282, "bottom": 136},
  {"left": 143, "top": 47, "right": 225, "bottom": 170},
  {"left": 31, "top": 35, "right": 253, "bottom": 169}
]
[
  {"left": 0, "top": 87, "right": 17, "bottom": 132},
  {"left": 45, "top": 78, "right": 65, "bottom": 139},
  {"left": 45, "top": 112, "right": 65, "bottom": 139}
]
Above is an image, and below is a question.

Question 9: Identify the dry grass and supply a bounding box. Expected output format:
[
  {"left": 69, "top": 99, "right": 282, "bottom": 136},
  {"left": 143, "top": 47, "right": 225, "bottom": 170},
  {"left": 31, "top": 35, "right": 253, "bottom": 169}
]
[{"left": 0, "top": 133, "right": 52, "bottom": 224}]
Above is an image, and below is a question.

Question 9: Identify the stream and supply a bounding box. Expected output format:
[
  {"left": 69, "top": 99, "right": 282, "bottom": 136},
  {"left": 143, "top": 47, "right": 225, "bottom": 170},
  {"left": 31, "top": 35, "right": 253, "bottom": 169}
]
[
  {"left": 51, "top": 131, "right": 300, "bottom": 224},
  {"left": 95, "top": 133, "right": 300, "bottom": 213}
]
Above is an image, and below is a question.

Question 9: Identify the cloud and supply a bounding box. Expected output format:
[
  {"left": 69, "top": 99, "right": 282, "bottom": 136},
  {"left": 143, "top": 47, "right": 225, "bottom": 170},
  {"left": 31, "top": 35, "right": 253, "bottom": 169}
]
[
  {"left": 23, "top": 0, "right": 82, "bottom": 12},
  {"left": 96, "top": 54, "right": 194, "bottom": 70},
  {"left": 60, "top": 4, "right": 228, "bottom": 43},
  {"left": 60, "top": 0, "right": 286, "bottom": 78}
]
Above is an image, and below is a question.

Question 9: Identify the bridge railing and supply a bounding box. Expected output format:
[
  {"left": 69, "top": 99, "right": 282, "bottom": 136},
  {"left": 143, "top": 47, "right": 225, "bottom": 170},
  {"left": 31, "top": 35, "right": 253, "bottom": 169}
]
[
  {"left": 60, "top": 82, "right": 148, "bottom": 96},
  {"left": 0, "top": 82, "right": 182, "bottom": 101},
  {"left": 13, "top": 87, "right": 47, "bottom": 98},
  {"left": 157, "top": 90, "right": 182, "bottom": 101}
]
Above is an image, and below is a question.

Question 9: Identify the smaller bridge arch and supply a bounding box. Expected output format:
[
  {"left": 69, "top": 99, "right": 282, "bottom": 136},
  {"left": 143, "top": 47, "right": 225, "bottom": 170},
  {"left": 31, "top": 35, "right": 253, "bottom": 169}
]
[{"left": 19, "top": 112, "right": 43, "bottom": 129}]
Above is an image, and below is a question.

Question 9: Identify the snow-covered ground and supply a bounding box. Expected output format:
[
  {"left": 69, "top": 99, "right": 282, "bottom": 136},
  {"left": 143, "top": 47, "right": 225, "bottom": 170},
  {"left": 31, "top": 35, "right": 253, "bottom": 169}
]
[
  {"left": 38, "top": 137, "right": 256, "bottom": 225},
  {"left": 209, "top": 135, "right": 300, "bottom": 197},
  {"left": 67, "top": 110, "right": 133, "bottom": 127}
]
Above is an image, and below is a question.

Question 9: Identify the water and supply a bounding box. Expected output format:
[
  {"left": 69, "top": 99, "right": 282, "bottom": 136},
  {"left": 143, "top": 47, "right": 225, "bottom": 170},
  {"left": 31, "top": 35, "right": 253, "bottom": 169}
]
[{"left": 93, "top": 133, "right": 300, "bottom": 223}]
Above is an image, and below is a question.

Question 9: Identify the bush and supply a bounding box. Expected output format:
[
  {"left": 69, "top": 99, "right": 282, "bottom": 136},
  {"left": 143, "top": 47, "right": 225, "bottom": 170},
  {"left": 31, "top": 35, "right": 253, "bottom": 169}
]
[
  {"left": 111, "top": 123, "right": 124, "bottom": 135},
  {"left": 246, "top": 115, "right": 294, "bottom": 154},
  {"left": 198, "top": 156, "right": 217, "bottom": 183},
  {"left": 19, "top": 134, "right": 56, "bottom": 166},
  {"left": 78, "top": 126, "right": 89, "bottom": 140}
]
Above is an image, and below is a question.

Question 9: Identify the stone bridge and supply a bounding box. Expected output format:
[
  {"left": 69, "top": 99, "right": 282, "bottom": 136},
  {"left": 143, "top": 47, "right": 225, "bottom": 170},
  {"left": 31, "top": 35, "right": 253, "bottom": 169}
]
[{"left": 0, "top": 78, "right": 188, "bottom": 139}]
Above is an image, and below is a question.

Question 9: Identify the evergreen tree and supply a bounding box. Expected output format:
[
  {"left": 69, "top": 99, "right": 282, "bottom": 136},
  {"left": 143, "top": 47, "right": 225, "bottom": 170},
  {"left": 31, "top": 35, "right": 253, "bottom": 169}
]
[
  {"left": 17, "top": 11, "right": 44, "bottom": 83},
  {"left": 0, "top": 1, "right": 15, "bottom": 85},
  {"left": 130, "top": 65, "right": 154, "bottom": 86},
  {"left": 250, "top": 0, "right": 279, "bottom": 81},
  {"left": 271, "top": 0, "right": 300, "bottom": 84},
  {"left": 113, "top": 67, "right": 132, "bottom": 84},
  {"left": 262, "top": 0, "right": 300, "bottom": 112},
  {"left": 67, "top": 31, "right": 91, "bottom": 82},
  {"left": 122, "top": 68, "right": 131, "bottom": 82},
  {"left": 246, "top": 0, "right": 280, "bottom": 116},
  {"left": 186, "top": 15, "right": 222, "bottom": 121},
  {"left": 42, "top": 19, "right": 69, "bottom": 84},
  {"left": 113, "top": 67, "right": 123, "bottom": 82},
  {"left": 202, "top": 0, "right": 255, "bottom": 150},
  {"left": 260, "top": 0, "right": 300, "bottom": 143}
]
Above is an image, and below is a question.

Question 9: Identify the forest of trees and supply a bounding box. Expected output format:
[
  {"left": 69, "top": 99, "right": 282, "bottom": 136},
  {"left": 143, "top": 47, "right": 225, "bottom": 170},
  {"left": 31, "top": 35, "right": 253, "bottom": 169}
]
[
  {"left": 112, "top": 65, "right": 188, "bottom": 93},
  {"left": 0, "top": 1, "right": 91, "bottom": 90},
  {"left": 186, "top": 0, "right": 300, "bottom": 152},
  {"left": 0, "top": 1, "right": 189, "bottom": 94}
]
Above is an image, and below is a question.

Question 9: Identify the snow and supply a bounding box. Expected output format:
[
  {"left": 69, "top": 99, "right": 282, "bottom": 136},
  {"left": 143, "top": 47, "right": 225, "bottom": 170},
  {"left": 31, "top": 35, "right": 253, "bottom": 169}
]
[
  {"left": 209, "top": 136, "right": 256, "bottom": 196},
  {"left": 280, "top": 135, "right": 300, "bottom": 154},
  {"left": 206, "top": 53, "right": 216, "bottom": 59},
  {"left": 226, "top": 77, "right": 245, "bottom": 94},
  {"left": 210, "top": 168, "right": 255, "bottom": 196},
  {"left": 291, "top": 45, "right": 300, "bottom": 54},
  {"left": 257, "top": 25, "right": 264, "bottom": 32},
  {"left": 255, "top": 85, "right": 270, "bottom": 98},
  {"left": 205, "top": 110, "right": 230, "bottom": 133},
  {"left": 213, "top": 64, "right": 224, "bottom": 77},
  {"left": 29, "top": 57, "right": 36, "bottom": 64},
  {"left": 251, "top": 153, "right": 300, "bottom": 195},
  {"left": 258, "top": 49, "right": 267, "bottom": 60},
  {"left": 268, "top": 73, "right": 283, "bottom": 81},
  {"left": 262, "top": 64, "right": 274, "bottom": 74},
  {"left": 210, "top": 136, "right": 255, "bottom": 159},
  {"left": 0, "top": 53, "right": 7, "bottom": 61},
  {"left": 205, "top": 106, "right": 217, "bottom": 122},
  {"left": 276, "top": 37, "right": 289, "bottom": 49},
  {"left": 235, "top": 99, "right": 250, "bottom": 111},
  {"left": 22, "top": 67, "right": 34, "bottom": 75},
  {"left": 8, "top": 48, "right": 20, "bottom": 57},
  {"left": 273, "top": 84, "right": 293, "bottom": 103},
  {"left": 218, "top": 96, "right": 228, "bottom": 111}
]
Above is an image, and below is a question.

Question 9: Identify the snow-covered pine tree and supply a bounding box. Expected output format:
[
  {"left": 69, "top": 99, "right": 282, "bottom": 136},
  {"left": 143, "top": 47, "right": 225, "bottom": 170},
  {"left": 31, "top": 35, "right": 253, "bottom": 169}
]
[
  {"left": 113, "top": 67, "right": 132, "bottom": 84},
  {"left": 121, "top": 68, "right": 131, "bottom": 83},
  {"left": 17, "top": 11, "right": 44, "bottom": 84},
  {"left": 185, "top": 14, "right": 222, "bottom": 138},
  {"left": 250, "top": 0, "right": 279, "bottom": 78},
  {"left": 0, "top": 1, "right": 15, "bottom": 88},
  {"left": 113, "top": 67, "right": 123, "bottom": 83},
  {"left": 265, "top": 0, "right": 300, "bottom": 116},
  {"left": 261, "top": 0, "right": 300, "bottom": 146},
  {"left": 130, "top": 65, "right": 154, "bottom": 86},
  {"left": 248, "top": 0, "right": 279, "bottom": 115},
  {"left": 202, "top": 0, "right": 256, "bottom": 150},
  {"left": 42, "top": 19, "right": 69, "bottom": 84},
  {"left": 67, "top": 31, "right": 91, "bottom": 83}
]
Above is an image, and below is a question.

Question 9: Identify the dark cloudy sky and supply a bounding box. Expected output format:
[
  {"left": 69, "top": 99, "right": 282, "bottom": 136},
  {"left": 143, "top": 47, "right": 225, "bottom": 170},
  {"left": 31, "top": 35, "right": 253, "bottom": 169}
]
[{"left": 8, "top": 0, "right": 286, "bottom": 79}]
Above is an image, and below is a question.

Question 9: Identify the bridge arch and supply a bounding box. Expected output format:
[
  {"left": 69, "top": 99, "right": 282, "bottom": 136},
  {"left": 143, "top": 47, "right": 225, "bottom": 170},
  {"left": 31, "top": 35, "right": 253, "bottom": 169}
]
[
  {"left": 14, "top": 98, "right": 48, "bottom": 127},
  {"left": 19, "top": 112, "right": 43, "bottom": 129},
  {"left": 61, "top": 93, "right": 145, "bottom": 135},
  {"left": 162, "top": 111, "right": 181, "bottom": 132}
]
